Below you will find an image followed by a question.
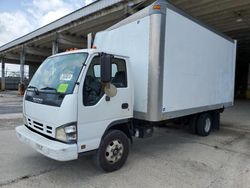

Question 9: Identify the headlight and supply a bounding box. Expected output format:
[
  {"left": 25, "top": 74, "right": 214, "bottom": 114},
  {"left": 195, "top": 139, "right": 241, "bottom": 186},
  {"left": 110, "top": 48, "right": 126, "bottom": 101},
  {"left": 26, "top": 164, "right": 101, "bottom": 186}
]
[
  {"left": 64, "top": 125, "right": 76, "bottom": 134},
  {"left": 55, "top": 123, "right": 77, "bottom": 143}
]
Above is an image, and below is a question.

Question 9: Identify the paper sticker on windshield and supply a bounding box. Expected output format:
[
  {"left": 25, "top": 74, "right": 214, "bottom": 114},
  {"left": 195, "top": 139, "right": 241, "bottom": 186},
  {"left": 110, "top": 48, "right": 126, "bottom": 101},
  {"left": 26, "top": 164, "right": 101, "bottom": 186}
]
[
  {"left": 60, "top": 73, "right": 73, "bottom": 81},
  {"left": 57, "top": 84, "right": 69, "bottom": 93}
]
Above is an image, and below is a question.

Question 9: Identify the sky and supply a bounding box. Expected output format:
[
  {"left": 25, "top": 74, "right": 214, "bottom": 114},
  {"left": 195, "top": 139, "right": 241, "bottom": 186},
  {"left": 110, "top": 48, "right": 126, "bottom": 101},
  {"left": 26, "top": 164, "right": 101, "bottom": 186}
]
[
  {"left": 0, "top": 0, "right": 95, "bottom": 46},
  {"left": 0, "top": 0, "right": 94, "bottom": 76}
]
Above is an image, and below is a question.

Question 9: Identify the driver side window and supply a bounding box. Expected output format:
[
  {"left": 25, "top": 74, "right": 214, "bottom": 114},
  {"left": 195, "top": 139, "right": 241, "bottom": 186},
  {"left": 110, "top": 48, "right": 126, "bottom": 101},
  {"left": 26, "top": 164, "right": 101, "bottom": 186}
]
[
  {"left": 83, "top": 56, "right": 103, "bottom": 106},
  {"left": 83, "top": 55, "right": 128, "bottom": 106}
]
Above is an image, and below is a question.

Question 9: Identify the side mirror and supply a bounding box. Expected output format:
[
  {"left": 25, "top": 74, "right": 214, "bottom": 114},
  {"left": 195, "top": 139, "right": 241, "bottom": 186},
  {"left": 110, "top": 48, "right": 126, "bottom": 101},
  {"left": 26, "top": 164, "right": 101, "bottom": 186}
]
[{"left": 100, "top": 53, "right": 112, "bottom": 83}]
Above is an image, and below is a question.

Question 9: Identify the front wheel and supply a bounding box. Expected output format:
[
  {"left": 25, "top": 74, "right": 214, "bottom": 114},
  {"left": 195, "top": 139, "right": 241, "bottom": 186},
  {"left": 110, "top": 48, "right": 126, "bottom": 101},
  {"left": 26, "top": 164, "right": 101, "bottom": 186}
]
[{"left": 96, "top": 130, "right": 129, "bottom": 172}]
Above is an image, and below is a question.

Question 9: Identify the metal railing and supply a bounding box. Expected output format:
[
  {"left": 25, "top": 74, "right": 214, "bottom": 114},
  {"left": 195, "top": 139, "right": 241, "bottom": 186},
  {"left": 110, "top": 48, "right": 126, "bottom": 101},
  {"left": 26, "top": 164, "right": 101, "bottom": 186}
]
[{"left": 0, "top": 70, "right": 29, "bottom": 90}]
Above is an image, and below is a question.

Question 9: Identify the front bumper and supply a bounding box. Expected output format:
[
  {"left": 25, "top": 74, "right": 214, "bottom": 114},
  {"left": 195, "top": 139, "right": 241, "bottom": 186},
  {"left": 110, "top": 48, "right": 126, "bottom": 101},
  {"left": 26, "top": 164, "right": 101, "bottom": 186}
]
[{"left": 16, "top": 125, "right": 78, "bottom": 161}]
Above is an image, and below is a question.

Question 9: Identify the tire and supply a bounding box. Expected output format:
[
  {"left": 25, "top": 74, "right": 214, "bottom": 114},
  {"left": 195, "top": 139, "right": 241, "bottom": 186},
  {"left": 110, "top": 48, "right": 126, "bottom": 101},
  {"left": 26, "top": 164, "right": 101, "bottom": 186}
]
[
  {"left": 196, "top": 113, "right": 212, "bottom": 136},
  {"left": 188, "top": 115, "right": 198, "bottom": 134},
  {"left": 96, "top": 130, "right": 129, "bottom": 172}
]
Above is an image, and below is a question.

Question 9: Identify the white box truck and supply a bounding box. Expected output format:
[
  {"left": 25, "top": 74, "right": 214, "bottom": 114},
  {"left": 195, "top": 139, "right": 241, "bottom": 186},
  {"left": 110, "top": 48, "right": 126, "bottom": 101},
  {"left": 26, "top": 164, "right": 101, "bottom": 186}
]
[{"left": 16, "top": 0, "right": 237, "bottom": 172}]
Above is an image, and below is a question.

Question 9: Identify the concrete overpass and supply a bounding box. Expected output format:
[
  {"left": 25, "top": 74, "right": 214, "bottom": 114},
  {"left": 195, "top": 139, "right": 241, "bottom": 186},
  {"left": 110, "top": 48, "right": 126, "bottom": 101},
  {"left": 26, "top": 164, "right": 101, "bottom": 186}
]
[
  {"left": 0, "top": 0, "right": 250, "bottom": 97},
  {"left": 0, "top": 0, "right": 154, "bottom": 90}
]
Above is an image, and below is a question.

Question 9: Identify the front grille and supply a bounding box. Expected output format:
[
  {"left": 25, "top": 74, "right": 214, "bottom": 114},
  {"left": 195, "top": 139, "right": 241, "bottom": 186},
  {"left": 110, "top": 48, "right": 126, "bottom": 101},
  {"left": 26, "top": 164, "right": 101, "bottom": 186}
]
[
  {"left": 46, "top": 126, "right": 52, "bottom": 134},
  {"left": 27, "top": 118, "right": 53, "bottom": 136},
  {"left": 33, "top": 121, "right": 43, "bottom": 131}
]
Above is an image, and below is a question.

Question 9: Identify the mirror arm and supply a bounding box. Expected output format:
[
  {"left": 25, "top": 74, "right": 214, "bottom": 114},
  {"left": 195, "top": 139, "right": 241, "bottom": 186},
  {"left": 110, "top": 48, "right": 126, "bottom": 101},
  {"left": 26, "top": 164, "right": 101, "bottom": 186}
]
[{"left": 105, "top": 96, "right": 111, "bottom": 101}]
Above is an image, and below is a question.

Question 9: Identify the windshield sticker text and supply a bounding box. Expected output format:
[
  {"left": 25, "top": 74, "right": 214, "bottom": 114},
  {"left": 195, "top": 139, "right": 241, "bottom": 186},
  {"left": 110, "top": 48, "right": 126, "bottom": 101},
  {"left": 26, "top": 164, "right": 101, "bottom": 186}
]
[{"left": 60, "top": 73, "right": 73, "bottom": 81}]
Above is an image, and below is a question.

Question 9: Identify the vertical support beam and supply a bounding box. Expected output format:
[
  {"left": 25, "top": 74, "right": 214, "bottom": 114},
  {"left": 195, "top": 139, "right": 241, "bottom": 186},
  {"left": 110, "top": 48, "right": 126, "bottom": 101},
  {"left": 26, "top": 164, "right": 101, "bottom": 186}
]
[
  {"left": 20, "top": 46, "right": 25, "bottom": 83},
  {"left": 28, "top": 63, "right": 40, "bottom": 80},
  {"left": 87, "top": 33, "right": 93, "bottom": 49},
  {"left": 248, "top": 63, "right": 250, "bottom": 90},
  {"left": 1, "top": 58, "right": 5, "bottom": 90},
  {"left": 52, "top": 33, "right": 59, "bottom": 55},
  {"left": 247, "top": 63, "right": 250, "bottom": 99}
]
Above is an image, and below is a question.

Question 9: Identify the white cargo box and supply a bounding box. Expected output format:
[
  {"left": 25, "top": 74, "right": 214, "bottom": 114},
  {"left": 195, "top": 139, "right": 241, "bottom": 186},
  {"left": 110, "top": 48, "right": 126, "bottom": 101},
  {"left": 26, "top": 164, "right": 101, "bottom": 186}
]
[{"left": 94, "top": 0, "right": 237, "bottom": 122}]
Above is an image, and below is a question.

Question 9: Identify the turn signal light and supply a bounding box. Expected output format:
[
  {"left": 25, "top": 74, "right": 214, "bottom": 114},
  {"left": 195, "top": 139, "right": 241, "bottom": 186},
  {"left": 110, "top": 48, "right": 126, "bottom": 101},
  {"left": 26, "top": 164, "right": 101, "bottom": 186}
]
[
  {"left": 66, "top": 48, "right": 78, "bottom": 52},
  {"left": 153, "top": 5, "right": 161, "bottom": 10}
]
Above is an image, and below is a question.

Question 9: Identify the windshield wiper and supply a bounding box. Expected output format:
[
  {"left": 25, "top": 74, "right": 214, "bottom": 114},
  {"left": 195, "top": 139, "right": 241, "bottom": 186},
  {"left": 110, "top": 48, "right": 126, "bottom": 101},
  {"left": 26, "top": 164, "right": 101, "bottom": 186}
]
[
  {"left": 40, "top": 87, "right": 58, "bottom": 93},
  {"left": 27, "top": 85, "right": 39, "bottom": 95}
]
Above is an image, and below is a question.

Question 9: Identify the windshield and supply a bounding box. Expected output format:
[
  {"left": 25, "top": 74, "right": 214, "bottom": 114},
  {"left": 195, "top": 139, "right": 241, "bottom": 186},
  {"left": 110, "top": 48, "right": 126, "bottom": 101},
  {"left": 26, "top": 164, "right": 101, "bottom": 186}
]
[{"left": 29, "top": 53, "right": 88, "bottom": 94}]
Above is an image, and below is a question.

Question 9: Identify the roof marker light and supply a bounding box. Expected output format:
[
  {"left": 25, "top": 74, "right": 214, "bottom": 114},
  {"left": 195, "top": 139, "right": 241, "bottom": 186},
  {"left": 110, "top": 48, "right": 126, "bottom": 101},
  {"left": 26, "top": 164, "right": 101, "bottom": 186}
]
[
  {"left": 153, "top": 5, "right": 161, "bottom": 10},
  {"left": 65, "top": 48, "right": 78, "bottom": 52}
]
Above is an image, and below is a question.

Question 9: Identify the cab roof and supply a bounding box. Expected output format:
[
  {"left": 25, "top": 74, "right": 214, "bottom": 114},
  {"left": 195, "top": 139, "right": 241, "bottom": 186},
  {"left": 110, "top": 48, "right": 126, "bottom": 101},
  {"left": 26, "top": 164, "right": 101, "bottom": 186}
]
[{"left": 50, "top": 49, "right": 129, "bottom": 59}]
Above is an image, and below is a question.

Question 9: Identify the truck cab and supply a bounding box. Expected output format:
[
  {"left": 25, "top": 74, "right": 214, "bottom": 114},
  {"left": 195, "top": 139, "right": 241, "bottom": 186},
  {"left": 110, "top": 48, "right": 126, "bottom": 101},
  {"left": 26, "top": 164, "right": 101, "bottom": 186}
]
[{"left": 16, "top": 49, "right": 134, "bottom": 172}]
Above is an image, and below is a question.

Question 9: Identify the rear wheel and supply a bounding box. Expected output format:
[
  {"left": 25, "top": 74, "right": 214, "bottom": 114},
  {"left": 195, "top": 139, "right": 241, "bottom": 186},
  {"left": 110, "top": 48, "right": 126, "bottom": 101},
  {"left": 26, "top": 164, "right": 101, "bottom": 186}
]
[
  {"left": 196, "top": 113, "right": 212, "bottom": 136},
  {"left": 96, "top": 130, "right": 129, "bottom": 172}
]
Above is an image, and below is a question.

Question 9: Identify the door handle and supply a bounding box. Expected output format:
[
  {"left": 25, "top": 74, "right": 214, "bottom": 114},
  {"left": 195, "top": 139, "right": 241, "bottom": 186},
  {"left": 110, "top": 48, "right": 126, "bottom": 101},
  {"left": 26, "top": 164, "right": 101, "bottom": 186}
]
[{"left": 122, "top": 103, "right": 129, "bottom": 109}]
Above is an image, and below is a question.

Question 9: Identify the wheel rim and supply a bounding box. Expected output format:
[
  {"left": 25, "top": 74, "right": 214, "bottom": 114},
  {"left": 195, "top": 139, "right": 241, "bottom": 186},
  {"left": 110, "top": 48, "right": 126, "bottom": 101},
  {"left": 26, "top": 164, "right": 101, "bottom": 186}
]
[
  {"left": 204, "top": 118, "right": 211, "bottom": 133},
  {"left": 105, "top": 139, "right": 124, "bottom": 164}
]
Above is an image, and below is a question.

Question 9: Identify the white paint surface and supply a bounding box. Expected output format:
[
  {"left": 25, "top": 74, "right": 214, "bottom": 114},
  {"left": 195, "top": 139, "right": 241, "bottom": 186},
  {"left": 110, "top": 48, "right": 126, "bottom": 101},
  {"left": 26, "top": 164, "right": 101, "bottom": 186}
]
[
  {"left": 77, "top": 53, "right": 133, "bottom": 153},
  {"left": 94, "top": 16, "right": 150, "bottom": 113},
  {"left": 16, "top": 125, "right": 78, "bottom": 161},
  {"left": 162, "top": 9, "right": 236, "bottom": 112}
]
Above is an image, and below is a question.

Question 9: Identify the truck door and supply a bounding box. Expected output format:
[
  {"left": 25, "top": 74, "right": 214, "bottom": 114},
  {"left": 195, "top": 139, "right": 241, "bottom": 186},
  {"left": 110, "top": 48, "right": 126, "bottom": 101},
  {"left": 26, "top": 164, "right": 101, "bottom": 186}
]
[{"left": 77, "top": 54, "right": 132, "bottom": 153}]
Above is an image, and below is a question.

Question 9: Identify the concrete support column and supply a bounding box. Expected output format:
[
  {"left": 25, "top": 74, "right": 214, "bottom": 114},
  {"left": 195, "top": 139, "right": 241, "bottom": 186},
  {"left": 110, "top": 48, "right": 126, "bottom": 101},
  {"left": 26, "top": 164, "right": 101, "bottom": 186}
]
[
  {"left": 29, "top": 64, "right": 40, "bottom": 80},
  {"left": 20, "top": 46, "right": 25, "bottom": 83},
  {"left": 52, "top": 33, "right": 58, "bottom": 55},
  {"left": 247, "top": 63, "right": 250, "bottom": 99},
  {"left": 87, "top": 33, "right": 93, "bottom": 49},
  {"left": 1, "top": 58, "right": 5, "bottom": 90},
  {"left": 248, "top": 63, "right": 250, "bottom": 90}
]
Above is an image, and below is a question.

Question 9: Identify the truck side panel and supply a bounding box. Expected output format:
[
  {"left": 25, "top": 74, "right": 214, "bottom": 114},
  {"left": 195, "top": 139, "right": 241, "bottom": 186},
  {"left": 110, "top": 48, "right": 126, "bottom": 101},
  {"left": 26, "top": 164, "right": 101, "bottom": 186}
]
[
  {"left": 94, "top": 16, "right": 150, "bottom": 113},
  {"left": 162, "top": 8, "right": 236, "bottom": 118}
]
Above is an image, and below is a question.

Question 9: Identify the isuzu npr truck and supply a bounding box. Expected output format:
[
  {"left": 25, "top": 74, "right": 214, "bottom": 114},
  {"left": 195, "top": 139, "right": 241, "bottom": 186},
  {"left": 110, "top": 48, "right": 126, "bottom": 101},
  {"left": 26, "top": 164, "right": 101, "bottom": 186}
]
[{"left": 16, "top": 0, "right": 237, "bottom": 172}]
